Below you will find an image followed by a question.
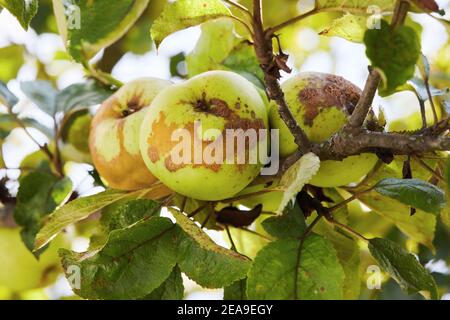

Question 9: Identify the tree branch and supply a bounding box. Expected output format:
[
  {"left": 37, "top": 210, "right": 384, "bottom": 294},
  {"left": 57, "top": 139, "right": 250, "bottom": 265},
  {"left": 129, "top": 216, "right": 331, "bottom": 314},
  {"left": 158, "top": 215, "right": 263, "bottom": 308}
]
[
  {"left": 348, "top": 67, "right": 381, "bottom": 128},
  {"left": 252, "top": 0, "right": 311, "bottom": 152}
]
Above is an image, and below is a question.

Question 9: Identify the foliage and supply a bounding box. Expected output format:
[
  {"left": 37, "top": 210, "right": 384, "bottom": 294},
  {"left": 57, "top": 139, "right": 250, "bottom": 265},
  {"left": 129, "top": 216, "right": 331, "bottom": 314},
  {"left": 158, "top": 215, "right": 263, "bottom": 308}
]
[{"left": 0, "top": 0, "right": 449, "bottom": 301}]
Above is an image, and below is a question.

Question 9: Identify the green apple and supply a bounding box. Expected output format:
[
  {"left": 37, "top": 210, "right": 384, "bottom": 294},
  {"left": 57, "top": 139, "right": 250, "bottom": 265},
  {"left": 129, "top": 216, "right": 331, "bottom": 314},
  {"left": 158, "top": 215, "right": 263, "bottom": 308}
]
[
  {"left": 0, "top": 227, "right": 66, "bottom": 292},
  {"left": 270, "top": 72, "right": 378, "bottom": 187},
  {"left": 89, "top": 77, "right": 173, "bottom": 191},
  {"left": 140, "top": 70, "right": 269, "bottom": 201}
]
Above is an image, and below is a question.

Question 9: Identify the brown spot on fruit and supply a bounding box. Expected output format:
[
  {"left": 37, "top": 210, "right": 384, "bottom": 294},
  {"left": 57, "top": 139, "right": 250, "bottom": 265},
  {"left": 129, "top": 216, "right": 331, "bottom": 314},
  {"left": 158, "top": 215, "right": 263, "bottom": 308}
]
[
  {"left": 298, "top": 74, "right": 361, "bottom": 126},
  {"left": 148, "top": 146, "right": 160, "bottom": 163}
]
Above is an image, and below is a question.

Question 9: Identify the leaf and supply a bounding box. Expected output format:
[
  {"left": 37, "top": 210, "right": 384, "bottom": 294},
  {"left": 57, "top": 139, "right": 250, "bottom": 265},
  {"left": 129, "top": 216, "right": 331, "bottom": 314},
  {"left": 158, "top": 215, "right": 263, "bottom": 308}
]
[
  {"left": 0, "top": 45, "right": 24, "bottom": 82},
  {"left": 35, "top": 188, "right": 148, "bottom": 251},
  {"left": 246, "top": 235, "right": 345, "bottom": 300},
  {"left": 0, "top": 80, "right": 18, "bottom": 107},
  {"left": 186, "top": 18, "right": 239, "bottom": 77},
  {"left": 364, "top": 20, "right": 421, "bottom": 96},
  {"left": 374, "top": 178, "right": 446, "bottom": 215},
  {"left": 53, "top": 0, "right": 149, "bottom": 62},
  {"left": 13, "top": 172, "right": 69, "bottom": 254},
  {"left": 20, "top": 81, "right": 58, "bottom": 116},
  {"left": 61, "top": 217, "right": 178, "bottom": 299},
  {"left": 171, "top": 208, "right": 251, "bottom": 288},
  {"left": 55, "top": 81, "right": 114, "bottom": 114},
  {"left": 101, "top": 199, "right": 162, "bottom": 232},
  {"left": 276, "top": 152, "right": 320, "bottom": 214},
  {"left": 368, "top": 238, "right": 438, "bottom": 299},
  {"left": 151, "top": 0, "right": 231, "bottom": 48},
  {"left": 0, "top": 0, "right": 38, "bottom": 29},
  {"left": 319, "top": 13, "right": 367, "bottom": 43},
  {"left": 222, "top": 41, "right": 265, "bottom": 89},
  {"left": 143, "top": 265, "right": 184, "bottom": 300},
  {"left": 317, "top": 0, "right": 396, "bottom": 12},
  {"left": 408, "top": 77, "right": 447, "bottom": 104},
  {"left": 224, "top": 279, "right": 247, "bottom": 300},
  {"left": 262, "top": 202, "right": 307, "bottom": 238},
  {"left": 0, "top": 113, "right": 54, "bottom": 139},
  {"left": 314, "top": 220, "right": 361, "bottom": 300}
]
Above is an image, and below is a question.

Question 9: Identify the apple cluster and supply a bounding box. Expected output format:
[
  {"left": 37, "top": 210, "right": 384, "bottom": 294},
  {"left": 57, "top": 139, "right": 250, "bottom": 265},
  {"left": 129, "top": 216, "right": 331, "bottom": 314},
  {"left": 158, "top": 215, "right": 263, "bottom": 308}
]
[{"left": 89, "top": 71, "right": 377, "bottom": 202}]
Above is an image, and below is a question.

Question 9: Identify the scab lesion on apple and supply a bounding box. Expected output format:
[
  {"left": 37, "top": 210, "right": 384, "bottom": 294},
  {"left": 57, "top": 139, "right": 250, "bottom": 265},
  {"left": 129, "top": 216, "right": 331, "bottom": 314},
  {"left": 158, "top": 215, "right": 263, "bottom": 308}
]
[{"left": 89, "top": 77, "right": 173, "bottom": 193}]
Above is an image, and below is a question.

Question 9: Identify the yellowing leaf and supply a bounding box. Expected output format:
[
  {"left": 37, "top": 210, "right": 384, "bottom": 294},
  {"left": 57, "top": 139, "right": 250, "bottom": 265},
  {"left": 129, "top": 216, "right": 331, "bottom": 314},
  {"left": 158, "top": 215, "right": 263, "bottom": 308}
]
[
  {"left": 276, "top": 152, "right": 320, "bottom": 214},
  {"left": 320, "top": 13, "right": 367, "bottom": 43},
  {"left": 151, "top": 0, "right": 231, "bottom": 48}
]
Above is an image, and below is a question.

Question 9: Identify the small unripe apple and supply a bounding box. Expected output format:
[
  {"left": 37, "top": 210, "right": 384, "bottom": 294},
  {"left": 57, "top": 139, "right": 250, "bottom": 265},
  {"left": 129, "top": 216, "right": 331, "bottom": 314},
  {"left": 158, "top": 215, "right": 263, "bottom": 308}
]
[
  {"left": 89, "top": 78, "right": 172, "bottom": 191},
  {"left": 0, "top": 227, "right": 66, "bottom": 292},
  {"left": 140, "top": 71, "right": 269, "bottom": 201},
  {"left": 270, "top": 72, "right": 378, "bottom": 187}
]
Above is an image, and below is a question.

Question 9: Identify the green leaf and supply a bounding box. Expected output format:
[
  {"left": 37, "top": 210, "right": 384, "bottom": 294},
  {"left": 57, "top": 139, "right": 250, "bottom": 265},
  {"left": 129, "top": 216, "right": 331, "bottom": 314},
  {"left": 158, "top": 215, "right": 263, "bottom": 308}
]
[
  {"left": 20, "top": 81, "right": 58, "bottom": 116},
  {"left": 222, "top": 41, "right": 265, "bottom": 89},
  {"left": 101, "top": 199, "right": 162, "bottom": 232},
  {"left": 151, "top": 0, "right": 231, "bottom": 48},
  {"left": 317, "top": 0, "right": 396, "bottom": 12},
  {"left": 262, "top": 202, "right": 306, "bottom": 238},
  {"left": 0, "top": 45, "right": 24, "bottom": 82},
  {"left": 171, "top": 208, "right": 251, "bottom": 288},
  {"left": 368, "top": 237, "right": 438, "bottom": 299},
  {"left": 0, "top": 0, "right": 38, "bottom": 29},
  {"left": 143, "top": 265, "right": 185, "bottom": 300},
  {"left": 56, "top": 81, "right": 113, "bottom": 114},
  {"left": 246, "top": 235, "right": 345, "bottom": 299},
  {"left": 319, "top": 13, "right": 367, "bottom": 43},
  {"left": 13, "top": 172, "right": 68, "bottom": 254},
  {"left": 0, "top": 80, "right": 18, "bottom": 107},
  {"left": 35, "top": 188, "right": 149, "bottom": 251},
  {"left": 224, "top": 279, "right": 247, "bottom": 300},
  {"left": 61, "top": 217, "right": 178, "bottom": 299},
  {"left": 314, "top": 220, "right": 361, "bottom": 300},
  {"left": 53, "top": 0, "right": 149, "bottom": 62},
  {"left": 0, "top": 114, "right": 54, "bottom": 139},
  {"left": 364, "top": 19, "right": 421, "bottom": 96},
  {"left": 186, "top": 18, "right": 239, "bottom": 77},
  {"left": 374, "top": 178, "right": 446, "bottom": 214}
]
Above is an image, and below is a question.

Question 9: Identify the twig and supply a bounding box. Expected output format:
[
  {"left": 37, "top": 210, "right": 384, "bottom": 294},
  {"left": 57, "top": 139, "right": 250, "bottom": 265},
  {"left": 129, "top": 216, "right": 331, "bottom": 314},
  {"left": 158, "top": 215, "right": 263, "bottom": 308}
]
[
  {"left": 224, "top": 0, "right": 252, "bottom": 18},
  {"left": 327, "top": 216, "right": 369, "bottom": 242},
  {"left": 391, "top": 0, "right": 410, "bottom": 29},
  {"left": 225, "top": 226, "right": 237, "bottom": 252},
  {"left": 414, "top": 156, "right": 445, "bottom": 183},
  {"left": 252, "top": 0, "right": 311, "bottom": 152},
  {"left": 266, "top": 8, "right": 318, "bottom": 35},
  {"left": 348, "top": 68, "right": 381, "bottom": 128},
  {"left": 229, "top": 15, "right": 254, "bottom": 36},
  {"left": 238, "top": 227, "right": 272, "bottom": 240}
]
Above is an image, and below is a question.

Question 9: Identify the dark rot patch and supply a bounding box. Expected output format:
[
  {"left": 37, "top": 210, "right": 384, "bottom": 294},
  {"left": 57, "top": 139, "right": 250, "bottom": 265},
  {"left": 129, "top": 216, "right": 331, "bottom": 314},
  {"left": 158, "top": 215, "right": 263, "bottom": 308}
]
[
  {"left": 147, "top": 98, "right": 266, "bottom": 174},
  {"left": 298, "top": 74, "right": 361, "bottom": 126}
]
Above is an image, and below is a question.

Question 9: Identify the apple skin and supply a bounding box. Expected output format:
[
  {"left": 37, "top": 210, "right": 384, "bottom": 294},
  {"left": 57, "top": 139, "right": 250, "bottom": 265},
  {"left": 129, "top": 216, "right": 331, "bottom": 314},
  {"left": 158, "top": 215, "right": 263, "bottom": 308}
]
[
  {"left": 0, "top": 227, "right": 66, "bottom": 292},
  {"left": 270, "top": 72, "right": 378, "bottom": 187},
  {"left": 89, "top": 78, "right": 173, "bottom": 191},
  {"left": 140, "top": 70, "right": 269, "bottom": 201}
]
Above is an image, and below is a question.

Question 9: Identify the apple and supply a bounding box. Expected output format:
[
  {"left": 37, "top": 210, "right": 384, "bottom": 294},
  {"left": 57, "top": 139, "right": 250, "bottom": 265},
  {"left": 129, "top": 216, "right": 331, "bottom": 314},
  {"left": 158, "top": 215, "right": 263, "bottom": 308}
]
[
  {"left": 270, "top": 72, "right": 378, "bottom": 188},
  {"left": 140, "top": 70, "right": 269, "bottom": 201},
  {"left": 0, "top": 227, "right": 66, "bottom": 293},
  {"left": 89, "top": 78, "right": 173, "bottom": 191}
]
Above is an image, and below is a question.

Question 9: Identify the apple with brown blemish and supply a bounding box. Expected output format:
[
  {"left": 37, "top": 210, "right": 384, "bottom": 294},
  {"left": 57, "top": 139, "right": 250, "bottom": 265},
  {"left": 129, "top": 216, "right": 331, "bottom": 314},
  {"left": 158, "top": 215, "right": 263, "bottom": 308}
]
[
  {"left": 270, "top": 72, "right": 378, "bottom": 187},
  {"left": 140, "top": 71, "right": 269, "bottom": 201},
  {"left": 89, "top": 78, "right": 173, "bottom": 195}
]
